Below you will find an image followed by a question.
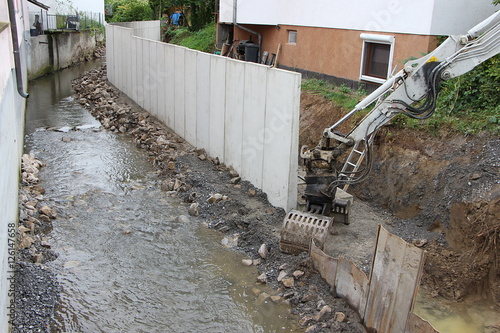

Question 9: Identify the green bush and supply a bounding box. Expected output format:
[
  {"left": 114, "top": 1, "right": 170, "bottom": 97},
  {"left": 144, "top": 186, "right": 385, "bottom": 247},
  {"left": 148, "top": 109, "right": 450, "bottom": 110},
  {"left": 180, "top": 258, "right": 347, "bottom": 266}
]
[
  {"left": 167, "top": 24, "right": 216, "bottom": 53},
  {"left": 301, "top": 79, "right": 363, "bottom": 111},
  {"left": 301, "top": 54, "right": 500, "bottom": 137},
  {"left": 108, "top": 0, "right": 154, "bottom": 22},
  {"left": 403, "top": 55, "right": 500, "bottom": 135}
]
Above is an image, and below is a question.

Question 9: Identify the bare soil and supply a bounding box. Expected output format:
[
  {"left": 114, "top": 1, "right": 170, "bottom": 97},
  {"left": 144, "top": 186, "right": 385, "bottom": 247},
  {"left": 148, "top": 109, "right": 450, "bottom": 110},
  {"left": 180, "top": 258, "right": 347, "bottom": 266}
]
[{"left": 300, "top": 92, "right": 500, "bottom": 307}]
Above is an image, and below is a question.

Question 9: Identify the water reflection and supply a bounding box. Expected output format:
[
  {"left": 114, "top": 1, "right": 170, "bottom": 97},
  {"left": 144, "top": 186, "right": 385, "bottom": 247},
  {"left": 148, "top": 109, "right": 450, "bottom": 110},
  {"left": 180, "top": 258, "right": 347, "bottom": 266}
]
[{"left": 24, "top": 61, "right": 300, "bottom": 332}]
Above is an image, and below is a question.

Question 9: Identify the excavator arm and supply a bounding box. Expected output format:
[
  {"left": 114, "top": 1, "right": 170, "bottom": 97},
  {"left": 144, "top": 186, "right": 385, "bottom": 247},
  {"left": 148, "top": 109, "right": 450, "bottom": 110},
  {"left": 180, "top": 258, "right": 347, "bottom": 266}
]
[{"left": 280, "top": 11, "right": 500, "bottom": 254}]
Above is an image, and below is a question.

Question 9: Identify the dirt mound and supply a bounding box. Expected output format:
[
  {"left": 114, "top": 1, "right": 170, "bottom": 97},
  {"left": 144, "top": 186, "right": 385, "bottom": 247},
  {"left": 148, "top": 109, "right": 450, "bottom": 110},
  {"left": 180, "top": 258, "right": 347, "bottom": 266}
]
[
  {"left": 299, "top": 92, "right": 352, "bottom": 149},
  {"left": 300, "top": 91, "right": 500, "bottom": 306},
  {"left": 437, "top": 197, "right": 500, "bottom": 304}
]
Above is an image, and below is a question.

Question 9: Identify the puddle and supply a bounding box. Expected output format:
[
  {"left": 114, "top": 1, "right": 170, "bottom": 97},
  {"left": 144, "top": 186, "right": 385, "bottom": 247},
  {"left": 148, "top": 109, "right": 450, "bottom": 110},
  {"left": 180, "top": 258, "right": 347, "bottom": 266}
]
[{"left": 414, "top": 292, "right": 500, "bottom": 333}]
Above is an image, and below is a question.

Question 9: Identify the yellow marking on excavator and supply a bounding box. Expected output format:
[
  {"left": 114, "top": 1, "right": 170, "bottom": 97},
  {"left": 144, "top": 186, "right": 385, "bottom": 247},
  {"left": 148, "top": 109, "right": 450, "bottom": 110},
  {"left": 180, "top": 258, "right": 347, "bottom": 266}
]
[{"left": 427, "top": 56, "right": 439, "bottom": 63}]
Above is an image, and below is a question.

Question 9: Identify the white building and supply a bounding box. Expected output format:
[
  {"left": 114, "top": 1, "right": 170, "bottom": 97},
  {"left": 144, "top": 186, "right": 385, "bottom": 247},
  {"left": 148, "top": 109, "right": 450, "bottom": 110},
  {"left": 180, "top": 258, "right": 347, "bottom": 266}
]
[{"left": 219, "top": 0, "right": 497, "bottom": 87}]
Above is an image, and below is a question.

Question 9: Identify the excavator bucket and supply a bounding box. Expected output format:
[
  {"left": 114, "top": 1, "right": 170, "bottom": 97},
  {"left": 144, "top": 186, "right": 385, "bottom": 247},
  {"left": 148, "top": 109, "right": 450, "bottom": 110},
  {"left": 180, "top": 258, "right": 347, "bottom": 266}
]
[{"left": 279, "top": 210, "right": 333, "bottom": 254}]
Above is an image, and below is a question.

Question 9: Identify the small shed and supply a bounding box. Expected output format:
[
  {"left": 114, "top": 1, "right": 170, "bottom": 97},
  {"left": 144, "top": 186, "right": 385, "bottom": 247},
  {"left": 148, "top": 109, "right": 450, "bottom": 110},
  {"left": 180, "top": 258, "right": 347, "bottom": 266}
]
[{"left": 27, "top": 0, "right": 49, "bottom": 36}]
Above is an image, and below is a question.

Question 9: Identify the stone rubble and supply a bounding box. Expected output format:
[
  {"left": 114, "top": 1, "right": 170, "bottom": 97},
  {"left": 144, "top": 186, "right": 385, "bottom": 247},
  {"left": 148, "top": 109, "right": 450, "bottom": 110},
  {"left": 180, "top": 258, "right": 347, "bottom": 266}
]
[{"left": 13, "top": 153, "right": 60, "bottom": 332}]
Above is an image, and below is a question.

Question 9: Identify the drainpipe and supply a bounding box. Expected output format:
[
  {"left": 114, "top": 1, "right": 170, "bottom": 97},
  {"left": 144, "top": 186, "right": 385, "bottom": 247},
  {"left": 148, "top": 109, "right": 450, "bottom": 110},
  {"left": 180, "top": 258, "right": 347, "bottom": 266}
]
[
  {"left": 233, "top": 0, "right": 261, "bottom": 63},
  {"left": 7, "top": 0, "right": 29, "bottom": 98}
]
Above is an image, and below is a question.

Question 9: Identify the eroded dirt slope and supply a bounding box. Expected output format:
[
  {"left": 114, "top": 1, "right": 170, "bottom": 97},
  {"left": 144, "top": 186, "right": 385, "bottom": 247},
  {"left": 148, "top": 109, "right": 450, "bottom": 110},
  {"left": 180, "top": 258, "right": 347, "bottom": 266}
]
[{"left": 300, "top": 91, "right": 500, "bottom": 306}]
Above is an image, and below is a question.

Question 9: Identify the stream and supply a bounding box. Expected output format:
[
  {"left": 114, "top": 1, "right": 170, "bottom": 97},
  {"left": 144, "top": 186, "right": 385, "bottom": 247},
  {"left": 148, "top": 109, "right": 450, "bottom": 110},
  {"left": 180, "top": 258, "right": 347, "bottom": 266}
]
[{"left": 24, "top": 60, "right": 300, "bottom": 332}]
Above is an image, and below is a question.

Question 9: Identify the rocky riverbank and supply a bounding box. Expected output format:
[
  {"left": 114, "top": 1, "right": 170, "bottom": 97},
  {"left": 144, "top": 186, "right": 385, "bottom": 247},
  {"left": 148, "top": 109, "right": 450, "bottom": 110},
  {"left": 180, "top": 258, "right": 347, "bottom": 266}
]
[
  {"left": 13, "top": 153, "right": 59, "bottom": 332},
  {"left": 71, "top": 65, "right": 367, "bottom": 332}
]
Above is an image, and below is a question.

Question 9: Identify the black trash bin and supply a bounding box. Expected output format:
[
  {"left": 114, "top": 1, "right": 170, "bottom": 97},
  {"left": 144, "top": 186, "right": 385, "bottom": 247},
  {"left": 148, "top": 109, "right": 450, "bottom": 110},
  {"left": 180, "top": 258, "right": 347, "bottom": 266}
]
[{"left": 244, "top": 44, "right": 259, "bottom": 63}]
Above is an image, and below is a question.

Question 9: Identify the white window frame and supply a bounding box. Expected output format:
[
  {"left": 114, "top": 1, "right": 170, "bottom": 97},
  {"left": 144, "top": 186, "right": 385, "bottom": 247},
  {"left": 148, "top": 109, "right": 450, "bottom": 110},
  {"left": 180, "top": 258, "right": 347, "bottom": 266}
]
[
  {"left": 288, "top": 30, "right": 297, "bottom": 44},
  {"left": 359, "top": 33, "right": 395, "bottom": 84}
]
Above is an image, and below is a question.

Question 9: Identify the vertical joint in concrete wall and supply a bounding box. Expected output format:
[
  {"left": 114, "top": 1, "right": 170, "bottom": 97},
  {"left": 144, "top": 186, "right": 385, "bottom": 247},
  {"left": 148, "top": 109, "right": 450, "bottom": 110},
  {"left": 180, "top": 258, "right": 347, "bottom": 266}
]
[{"left": 48, "top": 35, "right": 54, "bottom": 68}]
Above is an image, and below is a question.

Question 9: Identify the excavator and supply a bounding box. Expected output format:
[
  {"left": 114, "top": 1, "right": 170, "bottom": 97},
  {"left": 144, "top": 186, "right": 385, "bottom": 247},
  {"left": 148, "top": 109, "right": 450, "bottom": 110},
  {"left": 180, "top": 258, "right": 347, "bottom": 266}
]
[{"left": 280, "top": 11, "right": 500, "bottom": 254}]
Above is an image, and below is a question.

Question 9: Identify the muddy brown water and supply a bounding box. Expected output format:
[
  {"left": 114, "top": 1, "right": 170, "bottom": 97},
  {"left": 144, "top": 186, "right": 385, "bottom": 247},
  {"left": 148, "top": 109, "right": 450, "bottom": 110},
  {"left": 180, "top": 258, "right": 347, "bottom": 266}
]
[{"left": 24, "top": 61, "right": 301, "bottom": 332}]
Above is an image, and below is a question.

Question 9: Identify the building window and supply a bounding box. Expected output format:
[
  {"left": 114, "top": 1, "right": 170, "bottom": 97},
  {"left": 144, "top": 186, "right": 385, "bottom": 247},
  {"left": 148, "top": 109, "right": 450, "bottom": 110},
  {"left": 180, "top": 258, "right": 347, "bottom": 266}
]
[
  {"left": 360, "top": 34, "right": 395, "bottom": 84},
  {"left": 288, "top": 30, "right": 297, "bottom": 44}
]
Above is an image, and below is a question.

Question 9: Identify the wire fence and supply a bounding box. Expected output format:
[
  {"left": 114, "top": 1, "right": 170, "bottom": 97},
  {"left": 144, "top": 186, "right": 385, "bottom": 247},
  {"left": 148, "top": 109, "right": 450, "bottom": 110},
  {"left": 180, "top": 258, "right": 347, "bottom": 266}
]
[{"left": 29, "top": 10, "right": 104, "bottom": 35}]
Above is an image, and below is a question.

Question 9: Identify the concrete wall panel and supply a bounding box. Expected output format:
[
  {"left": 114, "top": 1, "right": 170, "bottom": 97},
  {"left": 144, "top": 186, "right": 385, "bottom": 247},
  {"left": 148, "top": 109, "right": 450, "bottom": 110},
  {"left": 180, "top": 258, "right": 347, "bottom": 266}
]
[
  {"left": 196, "top": 53, "right": 211, "bottom": 151},
  {"left": 142, "top": 39, "right": 152, "bottom": 112},
  {"left": 118, "top": 28, "right": 126, "bottom": 90},
  {"left": 224, "top": 59, "right": 245, "bottom": 172},
  {"left": 106, "top": 26, "right": 114, "bottom": 83},
  {"left": 241, "top": 63, "right": 268, "bottom": 189},
  {"left": 131, "top": 37, "right": 139, "bottom": 102},
  {"left": 209, "top": 56, "right": 226, "bottom": 162},
  {"left": 262, "top": 69, "right": 299, "bottom": 209},
  {"left": 184, "top": 49, "right": 198, "bottom": 145},
  {"left": 134, "top": 39, "right": 144, "bottom": 107},
  {"left": 148, "top": 41, "right": 159, "bottom": 117},
  {"left": 174, "top": 46, "right": 186, "bottom": 137},
  {"left": 155, "top": 42, "right": 167, "bottom": 125},
  {"left": 164, "top": 43, "right": 175, "bottom": 128},
  {"left": 126, "top": 29, "right": 133, "bottom": 94}
]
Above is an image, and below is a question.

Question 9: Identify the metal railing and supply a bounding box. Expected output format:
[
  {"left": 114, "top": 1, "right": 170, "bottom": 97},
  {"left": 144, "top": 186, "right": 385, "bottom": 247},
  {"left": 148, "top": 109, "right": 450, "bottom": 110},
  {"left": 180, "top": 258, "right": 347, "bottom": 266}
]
[{"left": 29, "top": 10, "right": 103, "bottom": 34}]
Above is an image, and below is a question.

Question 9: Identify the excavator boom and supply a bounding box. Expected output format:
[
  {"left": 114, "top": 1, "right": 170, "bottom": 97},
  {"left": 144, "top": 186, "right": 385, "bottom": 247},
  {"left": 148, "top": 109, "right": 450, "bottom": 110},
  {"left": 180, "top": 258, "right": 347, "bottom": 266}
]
[{"left": 280, "top": 11, "right": 500, "bottom": 254}]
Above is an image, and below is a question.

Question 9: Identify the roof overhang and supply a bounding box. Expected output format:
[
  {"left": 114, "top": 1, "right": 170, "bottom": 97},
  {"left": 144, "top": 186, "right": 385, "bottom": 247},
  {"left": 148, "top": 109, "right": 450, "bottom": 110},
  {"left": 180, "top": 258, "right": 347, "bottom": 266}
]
[{"left": 27, "top": 0, "right": 50, "bottom": 11}]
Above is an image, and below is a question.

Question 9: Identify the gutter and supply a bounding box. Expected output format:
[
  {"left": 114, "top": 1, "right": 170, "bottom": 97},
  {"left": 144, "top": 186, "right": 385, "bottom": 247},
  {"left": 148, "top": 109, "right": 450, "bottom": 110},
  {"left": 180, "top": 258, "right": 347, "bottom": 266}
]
[
  {"left": 7, "top": 0, "right": 29, "bottom": 98},
  {"left": 233, "top": 0, "right": 261, "bottom": 63}
]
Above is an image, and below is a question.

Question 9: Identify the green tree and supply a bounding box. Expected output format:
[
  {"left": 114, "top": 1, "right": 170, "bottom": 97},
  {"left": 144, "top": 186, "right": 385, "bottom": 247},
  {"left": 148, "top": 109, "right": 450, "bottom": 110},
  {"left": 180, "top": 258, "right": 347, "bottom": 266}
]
[
  {"left": 149, "top": 0, "right": 214, "bottom": 30},
  {"left": 107, "top": 0, "right": 154, "bottom": 22}
]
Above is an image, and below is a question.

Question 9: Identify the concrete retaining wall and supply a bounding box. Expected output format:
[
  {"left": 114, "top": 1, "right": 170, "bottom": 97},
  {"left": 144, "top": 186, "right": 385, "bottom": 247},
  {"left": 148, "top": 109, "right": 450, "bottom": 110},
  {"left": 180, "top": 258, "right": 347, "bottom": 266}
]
[
  {"left": 111, "top": 20, "right": 161, "bottom": 41},
  {"left": 27, "top": 31, "right": 103, "bottom": 80},
  {"left": 106, "top": 23, "right": 300, "bottom": 211},
  {"left": 0, "top": 0, "right": 29, "bottom": 329}
]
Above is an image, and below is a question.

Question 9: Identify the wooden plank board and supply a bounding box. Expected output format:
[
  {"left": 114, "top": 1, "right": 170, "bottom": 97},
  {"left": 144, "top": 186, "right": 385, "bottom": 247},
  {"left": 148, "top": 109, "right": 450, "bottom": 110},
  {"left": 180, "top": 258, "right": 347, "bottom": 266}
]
[
  {"left": 336, "top": 257, "right": 369, "bottom": 317},
  {"left": 310, "top": 240, "right": 338, "bottom": 289},
  {"left": 363, "top": 225, "right": 426, "bottom": 333}
]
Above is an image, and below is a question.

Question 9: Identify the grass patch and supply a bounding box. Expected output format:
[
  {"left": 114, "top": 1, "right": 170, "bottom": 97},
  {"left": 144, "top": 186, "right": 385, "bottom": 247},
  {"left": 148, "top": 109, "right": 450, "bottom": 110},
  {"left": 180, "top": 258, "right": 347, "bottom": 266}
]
[
  {"left": 301, "top": 79, "right": 371, "bottom": 124},
  {"left": 302, "top": 74, "right": 500, "bottom": 136},
  {"left": 166, "top": 24, "right": 216, "bottom": 53},
  {"left": 301, "top": 79, "right": 367, "bottom": 110}
]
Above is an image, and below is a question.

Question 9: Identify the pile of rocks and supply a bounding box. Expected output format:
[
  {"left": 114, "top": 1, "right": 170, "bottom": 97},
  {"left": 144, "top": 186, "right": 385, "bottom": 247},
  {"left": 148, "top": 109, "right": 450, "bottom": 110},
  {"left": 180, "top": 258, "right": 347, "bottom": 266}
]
[
  {"left": 13, "top": 153, "right": 59, "bottom": 333},
  {"left": 18, "top": 153, "right": 58, "bottom": 264},
  {"left": 240, "top": 243, "right": 365, "bottom": 332},
  {"left": 93, "top": 41, "right": 106, "bottom": 59}
]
